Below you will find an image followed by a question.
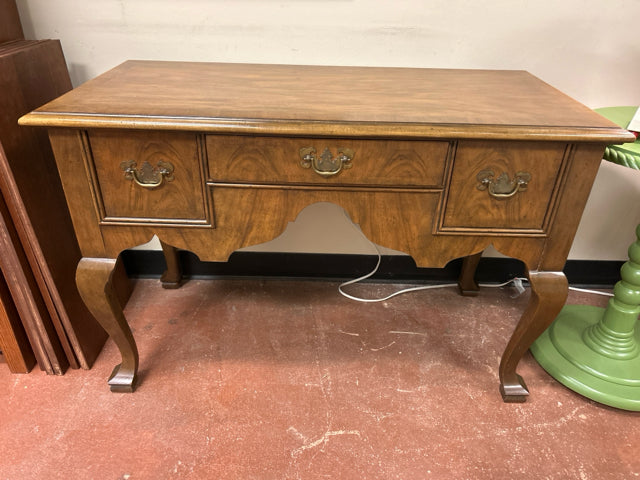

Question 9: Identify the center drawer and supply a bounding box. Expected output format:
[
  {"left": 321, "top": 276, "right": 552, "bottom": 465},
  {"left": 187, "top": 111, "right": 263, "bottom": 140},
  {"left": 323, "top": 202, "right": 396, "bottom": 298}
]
[{"left": 206, "top": 135, "right": 450, "bottom": 187}]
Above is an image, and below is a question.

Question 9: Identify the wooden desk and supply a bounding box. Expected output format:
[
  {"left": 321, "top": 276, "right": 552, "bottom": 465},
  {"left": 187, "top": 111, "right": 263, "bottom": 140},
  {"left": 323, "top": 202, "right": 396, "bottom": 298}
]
[{"left": 19, "top": 61, "right": 634, "bottom": 401}]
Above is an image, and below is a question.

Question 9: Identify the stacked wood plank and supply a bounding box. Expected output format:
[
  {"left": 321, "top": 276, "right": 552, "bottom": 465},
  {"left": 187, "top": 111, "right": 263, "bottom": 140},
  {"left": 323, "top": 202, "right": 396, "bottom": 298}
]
[{"left": 0, "top": 0, "right": 108, "bottom": 373}]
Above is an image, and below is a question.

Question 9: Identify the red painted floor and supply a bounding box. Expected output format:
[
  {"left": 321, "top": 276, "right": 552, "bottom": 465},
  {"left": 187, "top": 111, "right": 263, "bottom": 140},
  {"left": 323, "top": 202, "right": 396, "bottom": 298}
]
[{"left": 1, "top": 278, "right": 638, "bottom": 479}]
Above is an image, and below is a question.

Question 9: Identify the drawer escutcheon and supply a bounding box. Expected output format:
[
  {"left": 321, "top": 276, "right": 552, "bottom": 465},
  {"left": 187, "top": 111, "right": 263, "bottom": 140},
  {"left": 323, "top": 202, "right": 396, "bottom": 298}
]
[
  {"left": 299, "top": 146, "right": 354, "bottom": 177},
  {"left": 476, "top": 169, "right": 532, "bottom": 199},
  {"left": 120, "top": 159, "right": 175, "bottom": 189}
]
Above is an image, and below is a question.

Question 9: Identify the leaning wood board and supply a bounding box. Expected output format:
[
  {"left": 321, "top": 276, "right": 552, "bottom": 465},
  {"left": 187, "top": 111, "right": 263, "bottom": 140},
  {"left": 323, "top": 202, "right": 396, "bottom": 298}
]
[{"left": 1, "top": 39, "right": 108, "bottom": 371}]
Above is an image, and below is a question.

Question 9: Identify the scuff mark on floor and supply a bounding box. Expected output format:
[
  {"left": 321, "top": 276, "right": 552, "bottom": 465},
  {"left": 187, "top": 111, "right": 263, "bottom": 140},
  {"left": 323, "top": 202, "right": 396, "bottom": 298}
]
[{"left": 289, "top": 429, "right": 362, "bottom": 457}]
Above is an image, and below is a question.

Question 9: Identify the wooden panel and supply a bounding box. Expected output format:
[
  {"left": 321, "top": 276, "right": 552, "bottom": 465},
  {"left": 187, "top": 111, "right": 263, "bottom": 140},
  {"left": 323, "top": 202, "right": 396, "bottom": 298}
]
[
  {"left": 209, "top": 187, "right": 439, "bottom": 259},
  {"left": 0, "top": 268, "right": 35, "bottom": 373},
  {"left": 440, "top": 141, "right": 566, "bottom": 233},
  {"left": 207, "top": 135, "right": 449, "bottom": 187},
  {"left": 88, "top": 130, "right": 208, "bottom": 224},
  {"left": 538, "top": 143, "right": 607, "bottom": 271},
  {"left": 0, "top": 192, "right": 66, "bottom": 374},
  {"left": 0, "top": 40, "right": 107, "bottom": 370},
  {"left": 48, "top": 129, "right": 109, "bottom": 258},
  {"left": 0, "top": 0, "right": 24, "bottom": 44},
  {"left": 20, "top": 62, "right": 635, "bottom": 144}
]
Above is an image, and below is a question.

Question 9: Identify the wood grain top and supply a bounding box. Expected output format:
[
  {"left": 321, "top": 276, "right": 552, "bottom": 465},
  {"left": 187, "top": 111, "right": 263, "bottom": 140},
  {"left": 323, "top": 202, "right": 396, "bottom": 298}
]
[{"left": 20, "top": 60, "right": 634, "bottom": 142}]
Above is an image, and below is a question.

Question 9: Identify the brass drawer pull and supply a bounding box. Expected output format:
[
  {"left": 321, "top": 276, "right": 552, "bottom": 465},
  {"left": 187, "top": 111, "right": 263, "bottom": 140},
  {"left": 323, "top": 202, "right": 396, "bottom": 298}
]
[
  {"left": 120, "top": 160, "right": 174, "bottom": 189},
  {"left": 476, "top": 169, "right": 531, "bottom": 199},
  {"left": 299, "top": 147, "right": 354, "bottom": 177}
]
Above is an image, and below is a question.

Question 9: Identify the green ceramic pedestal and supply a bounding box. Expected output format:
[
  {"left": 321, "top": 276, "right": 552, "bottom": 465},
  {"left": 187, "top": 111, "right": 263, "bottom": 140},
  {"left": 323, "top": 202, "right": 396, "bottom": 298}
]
[
  {"left": 531, "top": 106, "right": 640, "bottom": 410},
  {"left": 530, "top": 225, "right": 640, "bottom": 411}
]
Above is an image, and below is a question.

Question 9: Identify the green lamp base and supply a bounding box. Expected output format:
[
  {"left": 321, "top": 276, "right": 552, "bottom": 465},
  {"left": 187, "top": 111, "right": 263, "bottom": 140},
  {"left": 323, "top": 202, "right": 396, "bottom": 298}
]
[{"left": 531, "top": 304, "right": 640, "bottom": 411}]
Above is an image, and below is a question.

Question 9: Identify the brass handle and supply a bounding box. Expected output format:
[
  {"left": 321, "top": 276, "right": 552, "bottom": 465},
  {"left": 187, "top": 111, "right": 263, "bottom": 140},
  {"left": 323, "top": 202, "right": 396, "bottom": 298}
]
[
  {"left": 120, "top": 160, "right": 174, "bottom": 189},
  {"left": 299, "top": 147, "right": 354, "bottom": 177},
  {"left": 476, "top": 169, "right": 531, "bottom": 199}
]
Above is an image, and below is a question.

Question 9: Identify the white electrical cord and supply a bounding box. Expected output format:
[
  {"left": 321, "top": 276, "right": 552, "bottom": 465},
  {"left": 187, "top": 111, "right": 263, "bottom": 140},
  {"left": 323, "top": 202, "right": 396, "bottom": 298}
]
[
  {"left": 337, "top": 242, "right": 527, "bottom": 303},
  {"left": 338, "top": 249, "right": 457, "bottom": 303},
  {"left": 567, "top": 286, "right": 614, "bottom": 297},
  {"left": 337, "top": 211, "right": 614, "bottom": 303}
]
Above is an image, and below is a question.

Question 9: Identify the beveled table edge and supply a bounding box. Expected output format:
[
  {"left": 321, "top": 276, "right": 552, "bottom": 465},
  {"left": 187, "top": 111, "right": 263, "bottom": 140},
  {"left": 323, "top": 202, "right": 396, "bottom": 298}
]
[{"left": 19, "top": 112, "right": 636, "bottom": 144}]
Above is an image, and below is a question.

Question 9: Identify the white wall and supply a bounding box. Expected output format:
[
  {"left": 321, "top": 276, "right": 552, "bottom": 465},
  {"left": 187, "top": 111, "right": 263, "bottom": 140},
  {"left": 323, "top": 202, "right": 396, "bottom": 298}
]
[{"left": 16, "top": 0, "right": 640, "bottom": 260}]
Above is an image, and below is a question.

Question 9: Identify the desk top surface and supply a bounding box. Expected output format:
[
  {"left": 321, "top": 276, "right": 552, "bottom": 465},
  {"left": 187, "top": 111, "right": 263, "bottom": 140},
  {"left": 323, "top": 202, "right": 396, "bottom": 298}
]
[{"left": 20, "top": 61, "right": 634, "bottom": 143}]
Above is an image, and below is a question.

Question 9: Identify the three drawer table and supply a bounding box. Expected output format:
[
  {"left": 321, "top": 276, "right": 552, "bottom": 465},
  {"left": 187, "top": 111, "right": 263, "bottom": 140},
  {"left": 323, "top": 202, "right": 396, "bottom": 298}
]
[{"left": 20, "top": 61, "right": 634, "bottom": 401}]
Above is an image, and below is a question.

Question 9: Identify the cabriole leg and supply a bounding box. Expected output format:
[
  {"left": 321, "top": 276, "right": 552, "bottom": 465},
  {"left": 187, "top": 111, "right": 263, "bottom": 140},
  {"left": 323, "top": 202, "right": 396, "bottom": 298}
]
[
  {"left": 76, "top": 257, "right": 139, "bottom": 392},
  {"left": 499, "top": 270, "right": 568, "bottom": 402}
]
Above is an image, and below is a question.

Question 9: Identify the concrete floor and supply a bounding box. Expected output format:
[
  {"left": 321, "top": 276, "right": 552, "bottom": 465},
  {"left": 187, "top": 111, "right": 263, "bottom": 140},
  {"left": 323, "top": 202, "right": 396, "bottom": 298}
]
[{"left": 1, "top": 278, "right": 638, "bottom": 479}]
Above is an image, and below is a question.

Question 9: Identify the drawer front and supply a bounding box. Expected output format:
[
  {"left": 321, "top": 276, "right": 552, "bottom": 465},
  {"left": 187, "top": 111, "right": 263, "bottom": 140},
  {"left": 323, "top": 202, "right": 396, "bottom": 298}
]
[
  {"left": 440, "top": 141, "right": 566, "bottom": 233},
  {"left": 206, "top": 135, "right": 450, "bottom": 187},
  {"left": 88, "top": 130, "right": 207, "bottom": 224}
]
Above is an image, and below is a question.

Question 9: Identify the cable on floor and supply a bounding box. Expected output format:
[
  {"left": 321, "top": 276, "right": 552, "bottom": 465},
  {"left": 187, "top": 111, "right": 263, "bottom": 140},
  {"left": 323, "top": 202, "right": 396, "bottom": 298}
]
[
  {"left": 337, "top": 243, "right": 528, "bottom": 303},
  {"left": 337, "top": 211, "right": 614, "bottom": 303}
]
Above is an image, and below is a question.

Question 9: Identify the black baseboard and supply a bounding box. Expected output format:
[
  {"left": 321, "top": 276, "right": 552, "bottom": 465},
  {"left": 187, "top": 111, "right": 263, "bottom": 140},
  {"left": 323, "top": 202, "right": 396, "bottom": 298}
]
[{"left": 120, "top": 250, "right": 623, "bottom": 288}]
